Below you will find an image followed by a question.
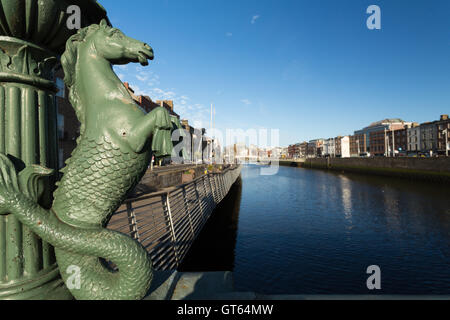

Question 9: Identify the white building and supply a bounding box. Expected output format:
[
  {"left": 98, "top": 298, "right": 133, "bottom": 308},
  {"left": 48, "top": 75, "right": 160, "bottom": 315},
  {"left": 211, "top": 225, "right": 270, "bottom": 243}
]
[
  {"left": 248, "top": 144, "right": 259, "bottom": 158},
  {"left": 267, "top": 147, "right": 283, "bottom": 159},
  {"left": 280, "top": 147, "right": 288, "bottom": 159},
  {"left": 341, "top": 136, "right": 351, "bottom": 158},
  {"left": 323, "top": 138, "right": 336, "bottom": 157}
]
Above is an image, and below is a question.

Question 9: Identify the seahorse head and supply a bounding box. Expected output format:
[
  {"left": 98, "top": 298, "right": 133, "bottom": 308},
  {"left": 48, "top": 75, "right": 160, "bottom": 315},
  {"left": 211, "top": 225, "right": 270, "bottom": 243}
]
[{"left": 61, "top": 19, "right": 154, "bottom": 135}]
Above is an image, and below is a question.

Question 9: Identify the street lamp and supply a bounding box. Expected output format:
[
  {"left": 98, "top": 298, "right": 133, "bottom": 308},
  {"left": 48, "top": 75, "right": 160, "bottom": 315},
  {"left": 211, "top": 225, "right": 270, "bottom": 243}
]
[
  {"left": 384, "top": 128, "right": 388, "bottom": 157},
  {"left": 356, "top": 139, "right": 360, "bottom": 157},
  {"left": 444, "top": 128, "right": 449, "bottom": 157},
  {"left": 392, "top": 128, "right": 396, "bottom": 158},
  {"left": 333, "top": 138, "right": 336, "bottom": 158}
]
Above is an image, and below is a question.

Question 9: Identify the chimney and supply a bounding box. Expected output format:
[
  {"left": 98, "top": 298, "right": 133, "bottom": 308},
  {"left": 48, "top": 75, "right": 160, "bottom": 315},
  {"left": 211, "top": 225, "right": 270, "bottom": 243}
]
[
  {"left": 441, "top": 115, "right": 449, "bottom": 121},
  {"left": 166, "top": 100, "right": 174, "bottom": 112}
]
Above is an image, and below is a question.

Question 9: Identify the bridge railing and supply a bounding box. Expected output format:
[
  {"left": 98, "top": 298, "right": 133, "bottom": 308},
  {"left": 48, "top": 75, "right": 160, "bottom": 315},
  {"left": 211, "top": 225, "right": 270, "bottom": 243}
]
[{"left": 107, "top": 165, "right": 242, "bottom": 271}]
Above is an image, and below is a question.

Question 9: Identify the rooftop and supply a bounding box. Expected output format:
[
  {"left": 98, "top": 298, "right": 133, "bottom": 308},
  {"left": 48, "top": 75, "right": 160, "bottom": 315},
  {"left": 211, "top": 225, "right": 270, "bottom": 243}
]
[{"left": 368, "top": 119, "right": 405, "bottom": 128}]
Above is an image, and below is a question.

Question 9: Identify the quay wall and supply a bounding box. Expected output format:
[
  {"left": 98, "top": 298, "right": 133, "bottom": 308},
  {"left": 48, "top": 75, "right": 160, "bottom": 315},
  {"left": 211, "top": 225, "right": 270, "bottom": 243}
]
[
  {"left": 279, "top": 159, "right": 305, "bottom": 167},
  {"left": 303, "top": 158, "right": 450, "bottom": 183}
]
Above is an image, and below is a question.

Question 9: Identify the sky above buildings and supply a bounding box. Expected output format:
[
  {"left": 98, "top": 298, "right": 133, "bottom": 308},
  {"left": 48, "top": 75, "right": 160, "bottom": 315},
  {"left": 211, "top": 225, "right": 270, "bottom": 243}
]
[{"left": 100, "top": 0, "right": 450, "bottom": 147}]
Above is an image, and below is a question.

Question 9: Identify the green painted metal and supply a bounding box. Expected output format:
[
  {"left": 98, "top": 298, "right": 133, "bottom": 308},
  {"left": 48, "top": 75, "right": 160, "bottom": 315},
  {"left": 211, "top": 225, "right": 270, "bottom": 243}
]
[
  {"left": 0, "top": 0, "right": 170, "bottom": 300},
  {"left": 0, "top": 0, "right": 109, "bottom": 54},
  {"left": 0, "top": 0, "right": 107, "bottom": 300}
]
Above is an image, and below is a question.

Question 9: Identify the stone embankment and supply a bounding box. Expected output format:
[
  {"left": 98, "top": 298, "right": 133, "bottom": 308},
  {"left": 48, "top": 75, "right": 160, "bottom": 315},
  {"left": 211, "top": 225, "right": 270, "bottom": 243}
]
[{"left": 302, "top": 157, "right": 450, "bottom": 183}]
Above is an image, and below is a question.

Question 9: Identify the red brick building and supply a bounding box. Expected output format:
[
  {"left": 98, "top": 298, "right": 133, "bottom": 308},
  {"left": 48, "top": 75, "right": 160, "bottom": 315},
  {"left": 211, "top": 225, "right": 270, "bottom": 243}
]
[
  {"left": 54, "top": 72, "right": 181, "bottom": 168},
  {"left": 299, "top": 142, "right": 308, "bottom": 158},
  {"left": 370, "top": 126, "right": 410, "bottom": 156},
  {"left": 288, "top": 144, "right": 297, "bottom": 158},
  {"left": 123, "top": 82, "right": 180, "bottom": 118},
  {"left": 307, "top": 139, "right": 323, "bottom": 158},
  {"left": 369, "top": 130, "right": 387, "bottom": 156},
  {"left": 349, "top": 134, "right": 367, "bottom": 157},
  {"left": 390, "top": 128, "right": 408, "bottom": 155},
  {"left": 335, "top": 137, "right": 342, "bottom": 157},
  {"left": 288, "top": 142, "right": 307, "bottom": 158}
]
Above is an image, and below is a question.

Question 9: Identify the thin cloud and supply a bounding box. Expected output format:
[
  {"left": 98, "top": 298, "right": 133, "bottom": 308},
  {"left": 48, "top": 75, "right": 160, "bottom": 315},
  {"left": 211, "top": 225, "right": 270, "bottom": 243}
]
[
  {"left": 226, "top": 32, "right": 233, "bottom": 37},
  {"left": 133, "top": 67, "right": 160, "bottom": 86},
  {"left": 114, "top": 66, "right": 210, "bottom": 125},
  {"left": 116, "top": 65, "right": 128, "bottom": 71},
  {"left": 241, "top": 99, "right": 252, "bottom": 105},
  {"left": 251, "top": 15, "right": 260, "bottom": 24},
  {"left": 136, "top": 74, "right": 148, "bottom": 81}
]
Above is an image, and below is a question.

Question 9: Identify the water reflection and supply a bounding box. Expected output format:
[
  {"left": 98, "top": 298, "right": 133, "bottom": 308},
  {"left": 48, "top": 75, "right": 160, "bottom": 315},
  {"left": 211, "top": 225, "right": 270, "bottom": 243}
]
[
  {"left": 182, "top": 165, "right": 450, "bottom": 295},
  {"left": 339, "top": 175, "right": 353, "bottom": 223}
]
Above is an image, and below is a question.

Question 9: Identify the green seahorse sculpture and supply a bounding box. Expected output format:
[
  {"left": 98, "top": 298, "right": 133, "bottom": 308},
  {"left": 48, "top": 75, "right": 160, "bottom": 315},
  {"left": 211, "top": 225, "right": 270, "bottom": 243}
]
[{"left": 0, "top": 19, "right": 173, "bottom": 300}]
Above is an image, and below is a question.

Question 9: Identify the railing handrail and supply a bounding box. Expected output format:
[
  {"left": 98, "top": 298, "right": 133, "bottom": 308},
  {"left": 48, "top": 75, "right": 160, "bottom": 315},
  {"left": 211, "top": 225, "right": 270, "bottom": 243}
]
[
  {"left": 108, "top": 164, "right": 242, "bottom": 271},
  {"left": 122, "top": 165, "right": 241, "bottom": 204}
]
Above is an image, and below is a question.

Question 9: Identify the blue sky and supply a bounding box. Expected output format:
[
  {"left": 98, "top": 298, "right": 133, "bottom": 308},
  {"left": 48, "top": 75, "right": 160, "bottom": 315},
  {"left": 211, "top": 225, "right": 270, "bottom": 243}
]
[{"left": 100, "top": 0, "right": 450, "bottom": 147}]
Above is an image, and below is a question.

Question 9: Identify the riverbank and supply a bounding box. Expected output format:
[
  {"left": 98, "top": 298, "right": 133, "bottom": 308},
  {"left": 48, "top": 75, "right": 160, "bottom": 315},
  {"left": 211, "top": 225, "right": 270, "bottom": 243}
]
[
  {"left": 147, "top": 270, "right": 450, "bottom": 300},
  {"left": 279, "top": 159, "right": 305, "bottom": 167},
  {"left": 302, "top": 157, "right": 450, "bottom": 183}
]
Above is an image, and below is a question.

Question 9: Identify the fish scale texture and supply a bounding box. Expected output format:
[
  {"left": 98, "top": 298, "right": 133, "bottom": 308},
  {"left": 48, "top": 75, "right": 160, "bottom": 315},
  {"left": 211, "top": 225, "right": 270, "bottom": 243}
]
[
  {"left": 53, "top": 136, "right": 150, "bottom": 228},
  {"left": 0, "top": 21, "right": 172, "bottom": 300},
  {"left": 0, "top": 132, "right": 155, "bottom": 299},
  {"left": 1, "top": 189, "right": 153, "bottom": 300}
]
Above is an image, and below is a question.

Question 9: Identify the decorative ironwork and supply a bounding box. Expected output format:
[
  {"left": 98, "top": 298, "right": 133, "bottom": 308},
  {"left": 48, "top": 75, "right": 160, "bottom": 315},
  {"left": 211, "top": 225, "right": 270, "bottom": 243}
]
[
  {"left": 0, "top": 0, "right": 173, "bottom": 300},
  {"left": 109, "top": 166, "right": 242, "bottom": 271}
]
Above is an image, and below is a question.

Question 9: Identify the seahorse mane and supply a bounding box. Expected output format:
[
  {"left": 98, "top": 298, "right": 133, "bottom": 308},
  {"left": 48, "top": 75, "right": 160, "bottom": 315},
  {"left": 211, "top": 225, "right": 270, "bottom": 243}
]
[{"left": 60, "top": 23, "right": 108, "bottom": 135}]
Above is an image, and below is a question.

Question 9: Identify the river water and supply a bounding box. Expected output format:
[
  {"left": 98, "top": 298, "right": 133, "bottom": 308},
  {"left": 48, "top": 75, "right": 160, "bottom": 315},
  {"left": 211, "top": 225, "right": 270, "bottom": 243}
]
[{"left": 181, "top": 165, "right": 450, "bottom": 295}]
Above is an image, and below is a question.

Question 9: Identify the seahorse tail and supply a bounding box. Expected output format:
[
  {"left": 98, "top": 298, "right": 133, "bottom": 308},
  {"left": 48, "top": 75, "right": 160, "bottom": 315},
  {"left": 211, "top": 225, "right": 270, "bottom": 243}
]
[
  {"left": 54, "top": 230, "right": 153, "bottom": 300},
  {"left": 0, "top": 150, "right": 152, "bottom": 300},
  {"left": 5, "top": 195, "right": 152, "bottom": 300},
  {"left": 0, "top": 153, "right": 152, "bottom": 300}
]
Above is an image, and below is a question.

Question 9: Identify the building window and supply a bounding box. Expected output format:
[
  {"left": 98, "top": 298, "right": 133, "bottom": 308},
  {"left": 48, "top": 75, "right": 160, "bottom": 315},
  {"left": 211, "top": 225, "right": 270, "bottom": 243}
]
[{"left": 56, "top": 78, "right": 65, "bottom": 98}]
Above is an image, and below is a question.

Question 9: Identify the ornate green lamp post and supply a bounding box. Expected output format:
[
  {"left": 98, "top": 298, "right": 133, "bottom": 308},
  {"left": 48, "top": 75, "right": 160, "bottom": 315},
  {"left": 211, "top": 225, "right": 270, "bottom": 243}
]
[{"left": 0, "top": 0, "right": 108, "bottom": 300}]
